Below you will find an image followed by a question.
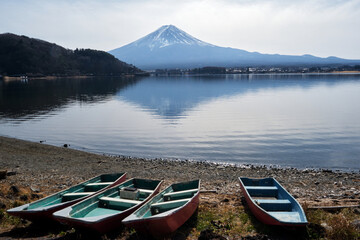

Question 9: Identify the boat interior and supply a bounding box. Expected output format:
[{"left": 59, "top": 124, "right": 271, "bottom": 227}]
[
  {"left": 69, "top": 178, "right": 161, "bottom": 218},
  {"left": 133, "top": 179, "right": 200, "bottom": 219},
  {"left": 26, "top": 173, "right": 124, "bottom": 210},
  {"left": 241, "top": 177, "right": 307, "bottom": 223}
]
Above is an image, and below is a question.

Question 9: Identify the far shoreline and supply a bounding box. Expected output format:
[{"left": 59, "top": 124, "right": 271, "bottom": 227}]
[
  {"left": 1, "top": 74, "right": 142, "bottom": 82},
  {"left": 1, "top": 71, "right": 360, "bottom": 81}
]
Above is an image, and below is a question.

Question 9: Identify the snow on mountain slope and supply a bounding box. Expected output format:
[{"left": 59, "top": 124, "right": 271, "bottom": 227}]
[
  {"left": 109, "top": 25, "right": 357, "bottom": 70},
  {"left": 126, "top": 25, "right": 214, "bottom": 50}
]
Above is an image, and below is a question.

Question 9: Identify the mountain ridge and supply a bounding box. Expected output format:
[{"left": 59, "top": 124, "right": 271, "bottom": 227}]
[
  {"left": 0, "top": 33, "right": 140, "bottom": 76},
  {"left": 109, "top": 25, "right": 360, "bottom": 70}
]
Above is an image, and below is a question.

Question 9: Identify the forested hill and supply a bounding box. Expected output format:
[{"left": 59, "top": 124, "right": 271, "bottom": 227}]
[{"left": 0, "top": 33, "right": 141, "bottom": 76}]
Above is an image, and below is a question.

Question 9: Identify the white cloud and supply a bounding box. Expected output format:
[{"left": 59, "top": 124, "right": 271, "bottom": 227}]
[{"left": 0, "top": 0, "right": 359, "bottom": 59}]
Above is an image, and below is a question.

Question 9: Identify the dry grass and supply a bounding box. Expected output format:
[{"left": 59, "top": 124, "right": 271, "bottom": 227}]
[
  {"left": 326, "top": 212, "right": 359, "bottom": 240},
  {"left": 305, "top": 208, "right": 360, "bottom": 240}
]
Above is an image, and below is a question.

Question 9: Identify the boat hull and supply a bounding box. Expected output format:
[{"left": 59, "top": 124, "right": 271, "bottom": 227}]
[
  {"left": 240, "top": 183, "right": 284, "bottom": 226},
  {"left": 7, "top": 201, "right": 78, "bottom": 222},
  {"left": 56, "top": 208, "right": 141, "bottom": 233},
  {"left": 239, "top": 177, "right": 307, "bottom": 227},
  {"left": 7, "top": 173, "right": 127, "bottom": 222},
  {"left": 125, "top": 192, "right": 199, "bottom": 236}
]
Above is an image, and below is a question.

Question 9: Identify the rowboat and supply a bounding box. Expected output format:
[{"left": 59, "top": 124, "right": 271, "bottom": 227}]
[
  {"left": 122, "top": 179, "right": 200, "bottom": 236},
  {"left": 238, "top": 177, "right": 307, "bottom": 227},
  {"left": 7, "top": 173, "right": 127, "bottom": 221},
  {"left": 53, "top": 178, "right": 163, "bottom": 233}
]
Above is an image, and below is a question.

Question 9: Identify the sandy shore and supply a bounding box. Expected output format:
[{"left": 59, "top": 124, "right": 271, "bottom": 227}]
[{"left": 0, "top": 136, "right": 359, "bottom": 239}]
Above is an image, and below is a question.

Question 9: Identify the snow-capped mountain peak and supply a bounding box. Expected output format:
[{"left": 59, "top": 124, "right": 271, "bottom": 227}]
[
  {"left": 130, "top": 25, "right": 214, "bottom": 50},
  {"left": 109, "top": 25, "right": 357, "bottom": 70}
]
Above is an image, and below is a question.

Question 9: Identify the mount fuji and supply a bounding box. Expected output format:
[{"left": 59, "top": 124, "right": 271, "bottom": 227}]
[{"left": 109, "top": 25, "right": 359, "bottom": 70}]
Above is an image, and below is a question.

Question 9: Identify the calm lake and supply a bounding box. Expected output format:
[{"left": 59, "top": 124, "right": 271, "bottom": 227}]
[{"left": 1, "top": 74, "right": 360, "bottom": 170}]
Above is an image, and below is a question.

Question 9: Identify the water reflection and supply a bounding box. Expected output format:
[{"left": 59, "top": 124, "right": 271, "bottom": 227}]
[
  {"left": 1, "top": 74, "right": 357, "bottom": 122},
  {"left": 117, "top": 74, "right": 358, "bottom": 121},
  {"left": 0, "top": 74, "right": 359, "bottom": 170},
  {"left": 0, "top": 77, "right": 139, "bottom": 120}
]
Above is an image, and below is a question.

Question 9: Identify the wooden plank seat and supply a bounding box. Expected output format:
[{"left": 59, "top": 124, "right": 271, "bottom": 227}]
[
  {"left": 100, "top": 197, "right": 142, "bottom": 205},
  {"left": 86, "top": 182, "right": 113, "bottom": 186},
  {"left": 163, "top": 189, "right": 198, "bottom": 201},
  {"left": 85, "top": 182, "right": 113, "bottom": 191},
  {"left": 62, "top": 192, "right": 96, "bottom": 201},
  {"left": 254, "top": 199, "right": 292, "bottom": 211},
  {"left": 245, "top": 186, "right": 278, "bottom": 197},
  {"left": 63, "top": 192, "right": 96, "bottom": 196},
  {"left": 151, "top": 198, "right": 191, "bottom": 215},
  {"left": 118, "top": 187, "right": 153, "bottom": 194},
  {"left": 137, "top": 188, "right": 153, "bottom": 194},
  {"left": 99, "top": 197, "right": 142, "bottom": 210}
]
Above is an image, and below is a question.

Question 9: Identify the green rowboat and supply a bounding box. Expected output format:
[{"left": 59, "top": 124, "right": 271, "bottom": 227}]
[
  {"left": 53, "top": 178, "right": 163, "bottom": 233},
  {"left": 7, "top": 173, "right": 127, "bottom": 221}
]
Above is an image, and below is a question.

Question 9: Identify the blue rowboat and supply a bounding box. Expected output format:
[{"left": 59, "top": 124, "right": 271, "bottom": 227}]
[
  {"left": 7, "top": 173, "right": 127, "bottom": 221},
  {"left": 53, "top": 178, "right": 163, "bottom": 233},
  {"left": 239, "top": 177, "right": 307, "bottom": 227}
]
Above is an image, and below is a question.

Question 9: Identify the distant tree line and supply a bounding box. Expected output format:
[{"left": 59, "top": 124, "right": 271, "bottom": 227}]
[
  {"left": 0, "top": 33, "right": 140, "bottom": 76},
  {"left": 154, "top": 66, "right": 226, "bottom": 76},
  {"left": 152, "top": 65, "right": 360, "bottom": 76},
  {"left": 189, "top": 67, "right": 226, "bottom": 74}
]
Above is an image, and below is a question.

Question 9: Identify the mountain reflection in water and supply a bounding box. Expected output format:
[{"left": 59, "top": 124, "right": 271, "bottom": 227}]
[
  {"left": 0, "top": 74, "right": 359, "bottom": 170},
  {"left": 0, "top": 77, "right": 139, "bottom": 120}
]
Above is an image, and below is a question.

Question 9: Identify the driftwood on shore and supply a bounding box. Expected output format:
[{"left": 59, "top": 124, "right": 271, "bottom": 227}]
[{"left": 309, "top": 204, "right": 360, "bottom": 211}]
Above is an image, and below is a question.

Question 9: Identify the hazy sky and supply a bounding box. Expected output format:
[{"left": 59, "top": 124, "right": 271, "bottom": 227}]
[{"left": 1, "top": 0, "right": 360, "bottom": 59}]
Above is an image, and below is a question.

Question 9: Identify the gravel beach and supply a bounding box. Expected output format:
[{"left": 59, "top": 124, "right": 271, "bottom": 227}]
[{"left": 0, "top": 136, "right": 359, "bottom": 239}]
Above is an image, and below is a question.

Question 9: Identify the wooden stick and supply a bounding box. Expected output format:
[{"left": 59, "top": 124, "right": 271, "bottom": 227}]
[{"left": 308, "top": 205, "right": 360, "bottom": 211}]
